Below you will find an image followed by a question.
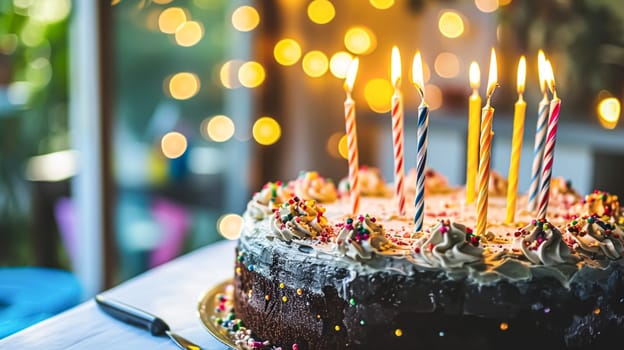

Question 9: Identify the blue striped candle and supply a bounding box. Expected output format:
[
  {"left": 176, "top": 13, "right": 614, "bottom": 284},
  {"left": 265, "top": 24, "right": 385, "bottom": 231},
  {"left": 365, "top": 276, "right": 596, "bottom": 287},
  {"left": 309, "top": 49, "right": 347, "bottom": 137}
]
[
  {"left": 414, "top": 103, "right": 429, "bottom": 232},
  {"left": 528, "top": 96, "right": 549, "bottom": 211}
]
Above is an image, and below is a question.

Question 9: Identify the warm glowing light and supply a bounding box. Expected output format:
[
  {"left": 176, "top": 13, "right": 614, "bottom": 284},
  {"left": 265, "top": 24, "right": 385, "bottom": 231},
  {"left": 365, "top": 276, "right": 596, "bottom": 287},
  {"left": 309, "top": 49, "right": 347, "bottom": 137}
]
[
  {"left": 158, "top": 7, "right": 186, "bottom": 34},
  {"left": 544, "top": 60, "right": 555, "bottom": 94},
  {"left": 516, "top": 55, "right": 526, "bottom": 95},
  {"left": 537, "top": 50, "right": 547, "bottom": 94},
  {"left": 238, "top": 61, "right": 265, "bottom": 88},
  {"left": 425, "top": 84, "right": 443, "bottom": 110},
  {"left": 597, "top": 97, "right": 621, "bottom": 129},
  {"left": 326, "top": 132, "right": 343, "bottom": 158},
  {"left": 153, "top": 0, "right": 174, "bottom": 4},
  {"left": 307, "top": 0, "right": 335, "bottom": 24},
  {"left": 475, "top": 0, "right": 499, "bottom": 13},
  {"left": 423, "top": 63, "right": 431, "bottom": 83},
  {"left": 220, "top": 60, "right": 243, "bottom": 89},
  {"left": 338, "top": 135, "right": 349, "bottom": 160},
  {"left": 369, "top": 0, "right": 395, "bottom": 10},
  {"left": 161, "top": 132, "right": 188, "bottom": 159},
  {"left": 25, "top": 150, "right": 77, "bottom": 182},
  {"left": 205, "top": 115, "right": 235, "bottom": 142},
  {"left": 391, "top": 46, "right": 401, "bottom": 86},
  {"left": 174, "top": 21, "right": 203, "bottom": 47},
  {"left": 411, "top": 51, "right": 425, "bottom": 95},
  {"left": 486, "top": 48, "right": 498, "bottom": 98},
  {"left": 253, "top": 117, "right": 281, "bottom": 145},
  {"left": 330, "top": 51, "right": 354, "bottom": 79},
  {"left": 274, "top": 39, "right": 302, "bottom": 66},
  {"left": 168, "top": 72, "right": 200, "bottom": 100},
  {"left": 438, "top": 11, "right": 465, "bottom": 39},
  {"left": 344, "top": 58, "right": 359, "bottom": 92},
  {"left": 469, "top": 61, "right": 480, "bottom": 90},
  {"left": 217, "top": 213, "right": 243, "bottom": 240},
  {"left": 434, "top": 52, "right": 460, "bottom": 79},
  {"left": 498, "top": 0, "right": 512, "bottom": 6},
  {"left": 364, "top": 78, "right": 393, "bottom": 113},
  {"left": 232, "top": 5, "right": 260, "bottom": 32},
  {"left": 344, "top": 26, "right": 376, "bottom": 55},
  {"left": 302, "top": 51, "right": 329, "bottom": 78}
]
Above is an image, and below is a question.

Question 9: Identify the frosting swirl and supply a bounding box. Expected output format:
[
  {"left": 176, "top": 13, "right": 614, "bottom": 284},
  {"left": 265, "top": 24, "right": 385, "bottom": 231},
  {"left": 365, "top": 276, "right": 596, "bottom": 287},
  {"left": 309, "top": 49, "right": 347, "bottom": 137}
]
[
  {"left": 290, "top": 171, "right": 337, "bottom": 203},
  {"left": 513, "top": 219, "right": 578, "bottom": 265},
  {"left": 246, "top": 181, "right": 293, "bottom": 220},
  {"left": 335, "top": 215, "right": 394, "bottom": 260},
  {"left": 412, "top": 220, "right": 483, "bottom": 268},
  {"left": 338, "top": 166, "right": 390, "bottom": 197},
  {"left": 568, "top": 216, "right": 624, "bottom": 260},
  {"left": 270, "top": 196, "right": 332, "bottom": 242}
]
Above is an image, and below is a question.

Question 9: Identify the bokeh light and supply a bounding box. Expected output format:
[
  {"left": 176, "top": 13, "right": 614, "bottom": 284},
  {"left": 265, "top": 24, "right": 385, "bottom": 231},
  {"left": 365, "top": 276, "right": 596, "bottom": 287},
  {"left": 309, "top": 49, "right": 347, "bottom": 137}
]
[
  {"left": 274, "top": 38, "right": 302, "bottom": 66},
  {"left": 217, "top": 213, "right": 243, "bottom": 240},
  {"left": 161, "top": 132, "right": 188, "bottom": 159},
  {"left": 425, "top": 84, "right": 443, "bottom": 110},
  {"left": 302, "top": 51, "right": 329, "bottom": 78},
  {"left": 253, "top": 117, "right": 281, "bottom": 146},
  {"left": 175, "top": 20, "right": 203, "bottom": 47},
  {"left": 326, "top": 132, "right": 343, "bottom": 159},
  {"left": 29, "top": 0, "right": 71, "bottom": 24},
  {"left": 498, "top": 0, "right": 512, "bottom": 6},
  {"left": 232, "top": 5, "right": 260, "bottom": 32},
  {"left": 307, "top": 0, "right": 335, "bottom": 24},
  {"left": 369, "top": 0, "right": 395, "bottom": 10},
  {"left": 438, "top": 11, "right": 465, "bottom": 38},
  {"left": 338, "top": 135, "right": 349, "bottom": 160},
  {"left": 597, "top": 97, "right": 621, "bottom": 129},
  {"left": 220, "top": 60, "right": 243, "bottom": 89},
  {"left": 205, "top": 115, "right": 235, "bottom": 142},
  {"left": 475, "top": 0, "right": 499, "bottom": 13},
  {"left": 158, "top": 7, "right": 187, "bottom": 34},
  {"left": 434, "top": 52, "right": 461, "bottom": 78},
  {"left": 329, "top": 51, "right": 354, "bottom": 79},
  {"left": 153, "top": 0, "right": 174, "bottom": 4},
  {"left": 168, "top": 72, "right": 200, "bottom": 100},
  {"left": 364, "top": 78, "right": 393, "bottom": 113},
  {"left": 344, "top": 26, "right": 376, "bottom": 55},
  {"left": 238, "top": 61, "right": 266, "bottom": 88}
]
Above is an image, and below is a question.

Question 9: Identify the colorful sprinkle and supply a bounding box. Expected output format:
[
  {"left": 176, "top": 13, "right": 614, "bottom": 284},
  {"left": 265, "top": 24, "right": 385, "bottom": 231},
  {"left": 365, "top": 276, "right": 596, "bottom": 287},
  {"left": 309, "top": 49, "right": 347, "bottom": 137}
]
[
  {"left": 265, "top": 295, "right": 271, "bottom": 301},
  {"left": 282, "top": 296, "right": 288, "bottom": 302},
  {"left": 334, "top": 325, "right": 341, "bottom": 331},
  {"left": 499, "top": 322, "right": 509, "bottom": 331},
  {"left": 349, "top": 298, "right": 356, "bottom": 306},
  {"left": 279, "top": 282, "right": 285, "bottom": 289},
  {"left": 594, "top": 308, "right": 601, "bottom": 315},
  {"left": 296, "top": 288, "right": 303, "bottom": 296},
  {"left": 394, "top": 328, "right": 403, "bottom": 337},
  {"left": 359, "top": 320, "right": 365, "bottom": 326}
]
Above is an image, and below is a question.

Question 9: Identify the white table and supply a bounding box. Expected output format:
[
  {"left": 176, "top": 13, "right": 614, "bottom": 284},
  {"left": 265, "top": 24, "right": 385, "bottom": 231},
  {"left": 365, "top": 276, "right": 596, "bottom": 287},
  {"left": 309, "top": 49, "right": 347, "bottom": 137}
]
[{"left": 0, "top": 240, "right": 237, "bottom": 350}]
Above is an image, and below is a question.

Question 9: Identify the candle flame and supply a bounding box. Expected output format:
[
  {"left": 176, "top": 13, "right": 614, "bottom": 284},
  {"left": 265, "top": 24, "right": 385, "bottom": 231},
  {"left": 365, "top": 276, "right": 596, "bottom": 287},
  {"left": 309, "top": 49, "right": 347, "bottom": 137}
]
[
  {"left": 391, "top": 46, "right": 401, "bottom": 87},
  {"left": 344, "top": 57, "right": 359, "bottom": 92},
  {"left": 486, "top": 48, "right": 497, "bottom": 99},
  {"left": 537, "top": 50, "right": 547, "bottom": 94},
  {"left": 544, "top": 59, "right": 556, "bottom": 95},
  {"left": 517, "top": 55, "right": 526, "bottom": 95},
  {"left": 411, "top": 51, "right": 425, "bottom": 98},
  {"left": 469, "top": 61, "right": 480, "bottom": 90}
]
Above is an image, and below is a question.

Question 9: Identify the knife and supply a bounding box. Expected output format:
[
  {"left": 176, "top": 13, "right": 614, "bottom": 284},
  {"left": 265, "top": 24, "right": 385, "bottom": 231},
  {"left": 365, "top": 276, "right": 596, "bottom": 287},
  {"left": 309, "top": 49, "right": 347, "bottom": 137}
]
[{"left": 95, "top": 294, "right": 201, "bottom": 350}]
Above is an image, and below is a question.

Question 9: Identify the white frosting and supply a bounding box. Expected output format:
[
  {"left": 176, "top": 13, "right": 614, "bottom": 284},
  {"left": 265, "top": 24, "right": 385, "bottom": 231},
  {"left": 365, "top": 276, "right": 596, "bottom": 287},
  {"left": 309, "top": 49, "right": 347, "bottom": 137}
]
[
  {"left": 514, "top": 219, "right": 579, "bottom": 266},
  {"left": 569, "top": 217, "right": 624, "bottom": 260},
  {"left": 246, "top": 181, "right": 293, "bottom": 220},
  {"left": 335, "top": 215, "right": 396, "bottom": 260},
  {"left": 412, "top": 221, "right": 483, "bottom": 268},
  {"left": 269, "top": 197, "right": 331, "bottom": 242},
  {"left": 290, "top": 171, "right": 337, "bottom": 203}
]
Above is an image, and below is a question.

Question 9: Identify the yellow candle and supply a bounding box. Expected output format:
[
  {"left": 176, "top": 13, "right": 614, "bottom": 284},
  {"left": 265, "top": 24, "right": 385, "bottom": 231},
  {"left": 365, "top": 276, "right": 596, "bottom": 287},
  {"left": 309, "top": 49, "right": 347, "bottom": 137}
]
[
  {"left": 505, "top": 56, "right": 527, "bottom": 224},
  {"left": 466, "top": 62, "right": 481, "bottom": 204},
  {"left": 476, "top": 48, "right": 498, "bottom": 237}
]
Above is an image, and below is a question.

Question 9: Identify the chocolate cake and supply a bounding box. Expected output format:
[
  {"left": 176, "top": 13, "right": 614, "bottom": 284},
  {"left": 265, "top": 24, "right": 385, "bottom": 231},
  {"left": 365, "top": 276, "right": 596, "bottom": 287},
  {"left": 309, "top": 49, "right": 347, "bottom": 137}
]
[{"left": 231, "top": 170, "right": 624, "bottom": 349}]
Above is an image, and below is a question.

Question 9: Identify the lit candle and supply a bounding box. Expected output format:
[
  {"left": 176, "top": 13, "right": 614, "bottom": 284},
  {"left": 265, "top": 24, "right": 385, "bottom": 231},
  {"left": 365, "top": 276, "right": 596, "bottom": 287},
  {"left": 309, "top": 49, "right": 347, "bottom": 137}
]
[
  {"left": 344, "top": 58, "right": 360, "bottom": 215},
  {"left": 528, "top": 50, "right": 550, "bottom": 212},
  {"left": 466, "top": 61, "right": 481, "bottom": 204},
  {"left": 505, "top": 55, "right": 527, "bottom": 223},
  {"left": 537, "top": 60, "right": 561, "bottom": 219},
  {"left": 476, "top": 48, "right": 498, "bottom": 237},
  {"left": 390, "top": 46, "right": 406, "bottom": 217},
  {"left": 412, "top": 51, "right": 428, "bottom": 232}
]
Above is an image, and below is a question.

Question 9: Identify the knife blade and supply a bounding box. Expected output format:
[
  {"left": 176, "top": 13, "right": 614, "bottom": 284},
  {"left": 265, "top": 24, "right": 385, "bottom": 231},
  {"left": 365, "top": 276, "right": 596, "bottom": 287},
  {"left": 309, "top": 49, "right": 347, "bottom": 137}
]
[{"left": 95, "top": 295, "right": 201, "bottom": 350}]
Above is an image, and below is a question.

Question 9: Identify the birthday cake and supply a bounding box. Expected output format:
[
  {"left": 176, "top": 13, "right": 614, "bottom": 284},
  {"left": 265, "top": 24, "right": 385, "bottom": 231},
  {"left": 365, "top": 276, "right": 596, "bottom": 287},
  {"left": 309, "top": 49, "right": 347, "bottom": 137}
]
[{"left": 226, "top": 169, "right": 624, "bottom": 349}]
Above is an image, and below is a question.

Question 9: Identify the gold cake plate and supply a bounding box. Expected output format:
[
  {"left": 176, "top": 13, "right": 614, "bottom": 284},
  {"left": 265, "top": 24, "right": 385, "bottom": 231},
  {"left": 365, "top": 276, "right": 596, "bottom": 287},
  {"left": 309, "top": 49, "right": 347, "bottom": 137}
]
[{"left": 197, "top": 278, "right": 240, "bottom": 350}]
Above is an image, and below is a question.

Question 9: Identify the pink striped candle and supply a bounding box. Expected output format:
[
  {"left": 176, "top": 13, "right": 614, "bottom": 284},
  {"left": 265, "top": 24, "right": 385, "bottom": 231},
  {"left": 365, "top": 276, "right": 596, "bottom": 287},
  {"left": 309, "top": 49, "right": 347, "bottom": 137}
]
[
  {"left": 390, "top": 46, "right": 406, "bottom": 216},
  {"left": 344, "top": 58, "right": 360, "bottom": 215},
  {"left": 538, "top": 60, "right": 561, "bottom": 219}
]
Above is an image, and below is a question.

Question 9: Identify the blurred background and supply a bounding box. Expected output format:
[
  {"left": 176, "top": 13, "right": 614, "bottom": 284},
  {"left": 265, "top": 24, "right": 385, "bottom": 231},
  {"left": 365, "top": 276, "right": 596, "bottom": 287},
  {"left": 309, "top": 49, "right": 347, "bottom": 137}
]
[{"left": 1, "top": 0, "right": 623, "bottom": 308}]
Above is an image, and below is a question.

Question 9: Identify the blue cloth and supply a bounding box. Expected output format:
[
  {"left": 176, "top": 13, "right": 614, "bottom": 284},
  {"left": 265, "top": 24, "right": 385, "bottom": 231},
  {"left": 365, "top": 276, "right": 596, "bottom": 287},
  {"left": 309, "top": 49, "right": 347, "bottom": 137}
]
[{"left": 0, "top": 267, "right": 81, "bottom": 338}]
